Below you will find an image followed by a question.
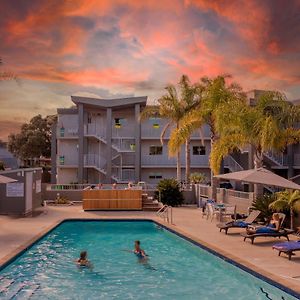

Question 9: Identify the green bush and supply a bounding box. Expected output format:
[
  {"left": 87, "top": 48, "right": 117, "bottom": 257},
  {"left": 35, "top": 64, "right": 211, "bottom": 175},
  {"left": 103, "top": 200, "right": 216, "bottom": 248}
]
[
  {"left": 155, "top": 178, "right": 184, "bottom": 206},
  {"left": 189, "top": 172, "right": 207, "bottom": 184},
  {"left": 251, "top": 194, "right": 275, "bottom": 221}
]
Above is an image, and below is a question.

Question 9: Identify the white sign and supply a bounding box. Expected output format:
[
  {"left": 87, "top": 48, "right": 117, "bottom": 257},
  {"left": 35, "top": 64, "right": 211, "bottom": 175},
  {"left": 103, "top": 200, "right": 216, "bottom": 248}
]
[
  {"left": 6, "top": 182, "right": 24, "bottom": 197},
  {"left": 36, "top": 180, "right": 41, "bottom": 193}
]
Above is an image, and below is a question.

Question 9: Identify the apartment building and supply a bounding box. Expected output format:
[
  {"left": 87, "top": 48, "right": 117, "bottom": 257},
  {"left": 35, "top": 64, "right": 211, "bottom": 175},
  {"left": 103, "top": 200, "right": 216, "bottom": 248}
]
[
  {"left": 51, "top": 96, "right": 211, "bottom": 184},
  {"left": 223, "top": 90, "right": 300, "bottom": 184}
]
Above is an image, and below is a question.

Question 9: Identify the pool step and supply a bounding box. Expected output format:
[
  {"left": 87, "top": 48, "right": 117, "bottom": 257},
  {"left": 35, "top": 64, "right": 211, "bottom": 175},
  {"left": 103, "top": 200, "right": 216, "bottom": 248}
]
[
  {"left": 0, "top": 278, "right": 14, "bottom": 293},
  {"left": 1, "top": 282, "right": 25, "bottom": 300},
  {"left": 13, "top": 284, "right": 40, "bottom": 300}
]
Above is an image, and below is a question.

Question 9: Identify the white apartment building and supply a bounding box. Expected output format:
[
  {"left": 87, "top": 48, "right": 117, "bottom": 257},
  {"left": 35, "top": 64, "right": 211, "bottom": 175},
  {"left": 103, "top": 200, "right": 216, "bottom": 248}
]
[{"left": 51, "top": 96, "right": 211, "bottom": 184}]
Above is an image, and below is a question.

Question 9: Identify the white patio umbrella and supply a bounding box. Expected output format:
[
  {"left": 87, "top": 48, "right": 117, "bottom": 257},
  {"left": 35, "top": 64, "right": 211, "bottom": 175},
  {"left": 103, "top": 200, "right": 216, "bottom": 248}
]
[
  {"left": 214, "top": 167, "right": 300, "bottom": 190},
  {"left": 0, "top": 175, "right": 17, "bottom": 184}
]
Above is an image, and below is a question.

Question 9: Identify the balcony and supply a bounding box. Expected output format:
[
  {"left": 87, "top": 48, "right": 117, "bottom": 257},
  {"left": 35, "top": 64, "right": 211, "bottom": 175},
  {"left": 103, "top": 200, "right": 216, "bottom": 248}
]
[
  {"left": 57, "top": 155, "right": 78, "bottom": 167},
  {"left": 84, "top": 154, "right": 106, "bottom": 172},
  {"left": 112, "top": 138, "right": 136, "bottom": 152},
  {"left": 84, "top": 124, "right": 106, "bottom": 139},
  {"left": 112, "top": 127, "right": 135, "bottom": 138},
  {"left": 112, "top": 168, "right": 135, "bottom": 182},
  {"left": 294, "top": 154, "right": 300, "bottom": 167},
  {"left": 57, "top": 128, "right": 78, "bottom": 139},
  {"left": 141, "top": 155, "right": 209, "bottom": 167}
]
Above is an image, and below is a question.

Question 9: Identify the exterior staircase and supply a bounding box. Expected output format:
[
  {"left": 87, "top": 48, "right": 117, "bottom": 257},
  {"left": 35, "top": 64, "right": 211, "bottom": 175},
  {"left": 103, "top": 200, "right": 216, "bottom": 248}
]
[
  {"left": 142, "top": 193, "right": 161, "bottom": 211},
  {"left": 84, "top": 124, "right": 135, "bottom": 183}
]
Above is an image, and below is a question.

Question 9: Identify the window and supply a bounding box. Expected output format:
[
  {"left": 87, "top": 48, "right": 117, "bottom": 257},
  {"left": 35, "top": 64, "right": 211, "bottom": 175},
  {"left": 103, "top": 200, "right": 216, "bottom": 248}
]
[
  {"left": 149, "top": 173, "right": 163, "bottom": 179},
  {"left": 149, "top": 146, "right": 163, "bottom": 155},
  {"left": 114, "top": 118, "right": 126, "bottom": 128},
  {"left": 150, "top": 117, "right": 161, "bottom": 129},
  {"left": 193, "top": 146, "right": 206, "bottom": 155}
]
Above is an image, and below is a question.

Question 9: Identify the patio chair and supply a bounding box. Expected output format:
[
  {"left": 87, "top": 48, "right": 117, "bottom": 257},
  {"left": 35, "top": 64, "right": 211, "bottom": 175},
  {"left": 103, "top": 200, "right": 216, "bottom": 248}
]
[
  {"left": 206, "top": 203, "right": 220, "bottom": 222},
  {"left": 221, "top": 205, "right": 237, "bottom": 221},
  {"left": 241, "top": 213, "right": 294, "bottom": 244},
  {"left": 217, "top": 210, "right": 261, "bottom": 234},
  {"left": 273, "top": 241, "right": 300, "bottom": 260}
]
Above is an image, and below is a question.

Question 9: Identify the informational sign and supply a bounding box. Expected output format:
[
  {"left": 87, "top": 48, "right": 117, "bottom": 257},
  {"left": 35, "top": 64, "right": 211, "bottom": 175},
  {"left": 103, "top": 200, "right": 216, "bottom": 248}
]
[
  {"left": 36, "top": 180, "right": 41, "bottom": 193},
  {"left": 6, "top": 182, "right": 24, "bottom": 197}
]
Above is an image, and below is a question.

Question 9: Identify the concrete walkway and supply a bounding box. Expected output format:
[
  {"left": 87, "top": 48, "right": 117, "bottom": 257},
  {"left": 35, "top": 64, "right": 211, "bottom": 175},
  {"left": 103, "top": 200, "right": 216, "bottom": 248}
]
[{"left": 0, "top": 205, "right": 299, "bottom": 294}]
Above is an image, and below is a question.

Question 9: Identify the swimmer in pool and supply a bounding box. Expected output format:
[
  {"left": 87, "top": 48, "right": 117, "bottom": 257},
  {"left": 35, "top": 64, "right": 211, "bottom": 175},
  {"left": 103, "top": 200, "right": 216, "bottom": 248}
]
[
  {"left": 134, "top": 240, "right": 147, "bottom": 259},
  {"left": 76, "top": 251, "right": 92, "bottom": 268}
]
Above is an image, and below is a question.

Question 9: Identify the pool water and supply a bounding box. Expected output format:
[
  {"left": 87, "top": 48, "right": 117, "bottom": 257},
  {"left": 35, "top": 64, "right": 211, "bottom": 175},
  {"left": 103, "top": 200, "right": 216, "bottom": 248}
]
[{"left": 0, "top": 220, "right": 298, "bottom": 300}]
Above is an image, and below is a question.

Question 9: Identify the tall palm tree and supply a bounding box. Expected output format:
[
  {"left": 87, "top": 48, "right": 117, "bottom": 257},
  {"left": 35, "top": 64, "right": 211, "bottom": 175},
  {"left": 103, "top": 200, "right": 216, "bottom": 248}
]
[
  {"left": 210, "top": 91, "right": 300, "bottom": 174},
  {"left": 168, "top": 75, "right": 245, "bottom": 183},
  {"left": 140, "top": 75, "right": 199, "bottom": 182},
  {"left": 269, "top": 189, "right": 300, "bottom": 230}
]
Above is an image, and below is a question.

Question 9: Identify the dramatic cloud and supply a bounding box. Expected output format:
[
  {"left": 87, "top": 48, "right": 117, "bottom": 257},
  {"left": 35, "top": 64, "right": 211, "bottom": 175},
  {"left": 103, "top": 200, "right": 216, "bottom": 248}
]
[{"left": 0, "top": 0, "right": 300, "bottom": 140}]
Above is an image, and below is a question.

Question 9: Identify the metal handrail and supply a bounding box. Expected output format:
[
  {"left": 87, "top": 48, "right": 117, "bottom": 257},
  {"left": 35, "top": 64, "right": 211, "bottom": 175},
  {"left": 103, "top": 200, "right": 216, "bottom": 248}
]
[{"left": 156, "top": 205, "right": 173, "bottom": 224}]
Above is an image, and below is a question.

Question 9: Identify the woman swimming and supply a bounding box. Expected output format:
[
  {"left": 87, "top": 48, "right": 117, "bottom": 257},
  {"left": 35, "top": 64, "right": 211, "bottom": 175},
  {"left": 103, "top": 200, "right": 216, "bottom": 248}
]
[
  {"left": 76, "top": 251, "right": 92, "bottom": 268},
  {"left": 134, "top": 240, "right": 147, "bottom": 259}
]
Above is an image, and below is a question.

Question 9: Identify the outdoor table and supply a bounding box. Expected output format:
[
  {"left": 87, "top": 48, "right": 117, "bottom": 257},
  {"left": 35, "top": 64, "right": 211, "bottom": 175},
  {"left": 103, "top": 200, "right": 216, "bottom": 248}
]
[{"left": 214, "top": 203, "right": 234, "bottom": 222}]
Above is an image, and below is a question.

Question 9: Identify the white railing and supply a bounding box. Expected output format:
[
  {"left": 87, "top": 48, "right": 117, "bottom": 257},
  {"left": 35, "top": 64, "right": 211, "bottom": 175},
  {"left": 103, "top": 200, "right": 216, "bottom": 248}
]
[
  {"left": 47, "top": 184, "right": 91, "bottom": 191},
  {"left": 84, "top": 124, "right": 106, "bottom": 139},
  {"left": 57, "top": 128, "right": 78, "bottom": 138},
  {"left": 57, "top": 155, "right": 78, "bottom": 166},
  {"left": 112, "top": 168, "right": 135, "bottom": 182},
  {"left": 224, "top": 155, "right": 244, "bottom": 172},
  {"left": 156, "top": 205, "right": 173, "bottom": 224},
  {"left": 112, "top": 138, "right": 136, "bottom": 152},
  {"left": 112, "top": 127, "right": 135, "bottom": 138},
  {"left": 84, "top": 154, "right": 106, "bottom": 171},
  {"left": 195, "top": 184, "right": 212, "bottom": 198},
  {"left": 264, "top": 150, "right": 288, "bottom": 166},
  {"left": 141, "top": 155, "right": 177, "bottom": 166},
  {"left": 226, "top": 189, "right": 253, "bottom": 200}
]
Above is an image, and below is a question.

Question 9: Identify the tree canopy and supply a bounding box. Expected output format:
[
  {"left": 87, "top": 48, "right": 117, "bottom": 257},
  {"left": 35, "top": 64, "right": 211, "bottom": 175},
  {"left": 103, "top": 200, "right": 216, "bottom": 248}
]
[{"left": 8, "top": 114, "right": 56, "bottom": 162}]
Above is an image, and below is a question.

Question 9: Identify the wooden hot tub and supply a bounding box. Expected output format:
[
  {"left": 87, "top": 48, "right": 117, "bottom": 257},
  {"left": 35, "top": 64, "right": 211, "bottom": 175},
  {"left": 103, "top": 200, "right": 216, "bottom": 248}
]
[{"left": 82, "top": 189, "right": 142, "bottom": 210}]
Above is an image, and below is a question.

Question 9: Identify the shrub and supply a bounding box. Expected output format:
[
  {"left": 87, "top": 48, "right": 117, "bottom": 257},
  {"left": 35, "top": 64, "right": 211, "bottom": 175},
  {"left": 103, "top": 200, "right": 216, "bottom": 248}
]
[
  {"left": 55, "top": 195, "right": 70, "bottom": 205},
  {"left": 189, "top": 172, "right": 207, "bottom": 184},
  {"left": 251, "top": 194, "right": 275, "bottom": 221},
  {"left": 155, "top": 178, "right": 184, "bottom": 206}
]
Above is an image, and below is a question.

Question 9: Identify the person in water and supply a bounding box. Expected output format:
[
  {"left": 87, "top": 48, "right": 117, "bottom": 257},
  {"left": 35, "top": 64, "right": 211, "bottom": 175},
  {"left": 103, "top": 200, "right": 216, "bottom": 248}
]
[
  {"left": 76, "top": 251, "right": 92, "bottom": 268},
  {"left": 246, "top": 213, "right": 281, "bottom": 234},
  {"left": 134, "top": 240, "right": 147, "bottom": 259}
]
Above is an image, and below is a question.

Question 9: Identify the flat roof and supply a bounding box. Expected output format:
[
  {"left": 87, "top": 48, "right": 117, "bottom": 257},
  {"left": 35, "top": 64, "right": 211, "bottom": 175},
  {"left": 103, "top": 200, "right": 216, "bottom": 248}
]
[{"left": 71, "top": 96, "right": 147, "bottom": 109}]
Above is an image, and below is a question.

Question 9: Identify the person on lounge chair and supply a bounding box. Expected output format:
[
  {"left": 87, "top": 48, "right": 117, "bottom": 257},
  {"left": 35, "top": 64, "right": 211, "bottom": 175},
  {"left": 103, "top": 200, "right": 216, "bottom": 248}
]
[{"left": 246, "top": 213, "right": 280, "bottom": 234}]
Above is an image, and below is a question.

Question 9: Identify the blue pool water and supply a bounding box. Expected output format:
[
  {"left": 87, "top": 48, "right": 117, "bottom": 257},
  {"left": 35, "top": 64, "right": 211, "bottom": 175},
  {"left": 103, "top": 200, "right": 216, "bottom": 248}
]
[{"left": 0, "top": 220, "right": 298, "bottom": 300}]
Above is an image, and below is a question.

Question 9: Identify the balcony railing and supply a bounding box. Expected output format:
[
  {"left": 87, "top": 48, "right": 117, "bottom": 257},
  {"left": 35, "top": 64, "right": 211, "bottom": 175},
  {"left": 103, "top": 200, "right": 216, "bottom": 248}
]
[
  {"left": 84, "top": 124, "right": 106, "bottom": 139},
  {"left": 57, "top": 128, "right": 78, "bottom": 138},
  {"left": 57, "top": 155, "right": 78, "bottom": 166},
  {"left": 112, "top": 168, "right": 135, "bottom": 182},
  {"left": 112, "top": 138, "right": 136, "bottom": 152},
  {"left": 141, "top": 155, "right": 209, "bottom": 166},
  {"left": 84, "top": 154, "right": 106, "bottom": 170},
  {"left": 264, "top": 150, "right": 288, "bottom": 166},
  {"left": 112, "top": 127, "right": 135, "bottom": 138}
]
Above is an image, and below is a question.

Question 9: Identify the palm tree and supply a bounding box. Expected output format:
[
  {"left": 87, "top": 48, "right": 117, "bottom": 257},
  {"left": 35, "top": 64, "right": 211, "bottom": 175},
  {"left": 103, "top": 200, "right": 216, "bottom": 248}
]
[
  {"left": 168, "top": 75, "right": 245, "bottom": 183},
  {"left": 269, "top": 189, "right": 300, "bottom": 230},
  {"left": 210, "top": 91, "right": 300, "bottom": 174},
  {"left": 140, "top": 75, "right": 199, "bottom": 182}
]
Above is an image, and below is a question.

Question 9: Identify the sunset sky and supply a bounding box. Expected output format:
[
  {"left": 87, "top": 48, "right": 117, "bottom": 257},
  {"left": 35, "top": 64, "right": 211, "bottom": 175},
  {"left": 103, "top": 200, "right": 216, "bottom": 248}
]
[{"left": 0, "top": 0, "right": 300, "bottom": 140}]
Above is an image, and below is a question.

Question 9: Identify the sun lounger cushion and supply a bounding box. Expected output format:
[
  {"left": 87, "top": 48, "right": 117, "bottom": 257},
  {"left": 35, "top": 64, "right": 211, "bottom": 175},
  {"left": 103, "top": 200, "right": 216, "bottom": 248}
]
[
  {"left": 273, "top": 241, "right": 300, "bottom": 252},
  {"left": 232, "top": 220, "right": 250, "bottom": 228}
]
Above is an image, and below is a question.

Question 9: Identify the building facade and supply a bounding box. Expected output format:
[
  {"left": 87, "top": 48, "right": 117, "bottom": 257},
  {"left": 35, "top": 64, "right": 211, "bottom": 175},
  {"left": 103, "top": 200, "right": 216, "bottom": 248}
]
[{"left": 51, "top": 96, "right": 211, "bottom": 184}]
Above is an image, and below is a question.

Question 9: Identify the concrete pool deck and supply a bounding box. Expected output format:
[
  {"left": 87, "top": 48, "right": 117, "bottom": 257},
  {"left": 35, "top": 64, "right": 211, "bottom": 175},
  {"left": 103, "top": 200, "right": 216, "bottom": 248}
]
[{"left": 0, "top": 205, "right": 300, "bottom": 295}]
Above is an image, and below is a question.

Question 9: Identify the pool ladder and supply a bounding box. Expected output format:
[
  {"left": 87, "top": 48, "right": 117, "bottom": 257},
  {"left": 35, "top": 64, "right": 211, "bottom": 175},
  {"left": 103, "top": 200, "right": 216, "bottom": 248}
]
[{"left": 156, "top": 205, "right": 173, "bottom": 224}]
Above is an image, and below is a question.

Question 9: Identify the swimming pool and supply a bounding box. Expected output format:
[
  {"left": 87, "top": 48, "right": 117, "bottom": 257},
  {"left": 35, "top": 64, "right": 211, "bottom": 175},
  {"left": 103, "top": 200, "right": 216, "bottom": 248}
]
[{"left": 0, "top": 220, "right": 298, "bottom": 299}]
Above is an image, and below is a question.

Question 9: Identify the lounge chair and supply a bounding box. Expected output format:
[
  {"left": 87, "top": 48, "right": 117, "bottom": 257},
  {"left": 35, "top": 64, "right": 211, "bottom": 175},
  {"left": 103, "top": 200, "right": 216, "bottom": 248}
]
[
  {"left": 241, "top": 213, "right": 294, "bottom": 244},
  {"left": 217, "top": 210, "right": 261, "bottom": 234},
  {"left": 273, "top": 241, "right": 300, "bottom": 260}
]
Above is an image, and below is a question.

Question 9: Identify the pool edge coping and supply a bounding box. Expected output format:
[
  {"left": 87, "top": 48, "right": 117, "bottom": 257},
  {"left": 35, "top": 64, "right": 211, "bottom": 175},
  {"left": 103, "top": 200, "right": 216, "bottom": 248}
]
[{"left": 1, "top": 217, "right": 300, "bottom": 298}]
